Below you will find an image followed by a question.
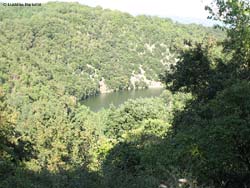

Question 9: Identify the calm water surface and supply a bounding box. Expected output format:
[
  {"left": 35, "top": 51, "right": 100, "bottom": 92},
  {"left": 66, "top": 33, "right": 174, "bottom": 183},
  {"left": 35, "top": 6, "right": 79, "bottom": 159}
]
[{"left": 83, "top": 88, "right": 164, "bottom": 112}]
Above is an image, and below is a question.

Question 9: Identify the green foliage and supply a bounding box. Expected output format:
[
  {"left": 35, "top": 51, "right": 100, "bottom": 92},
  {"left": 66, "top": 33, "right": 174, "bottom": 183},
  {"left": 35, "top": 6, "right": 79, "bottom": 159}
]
[
  {"left": 104, "top": 98, "right": 170, "bottom": 141},
  {"left": 2, "top": 1, "right": 249, "bottom": 188},
  {"left": 0, "top": 2, "right": 223, "bottom": 100},
  {"left": 159, "top": 1, "right": 250, "bottom": 187},
  {"left": 206, "top": 0, "right": 250, "bottom": 79},
  {"left": 160, "top": 81, "right": 250, "bottom": 187},
  {"left": 164, "top": 38, "right": 230, "bottom": 101},
  {"left": 101, "top": 93, "right": 191, "bottom": 187}
]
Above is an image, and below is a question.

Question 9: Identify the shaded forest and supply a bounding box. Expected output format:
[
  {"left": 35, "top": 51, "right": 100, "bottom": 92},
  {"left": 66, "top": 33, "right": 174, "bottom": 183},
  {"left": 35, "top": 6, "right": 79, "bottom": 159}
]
[{"left": 0, "top": 0, "right": 250, "bottom": 188}]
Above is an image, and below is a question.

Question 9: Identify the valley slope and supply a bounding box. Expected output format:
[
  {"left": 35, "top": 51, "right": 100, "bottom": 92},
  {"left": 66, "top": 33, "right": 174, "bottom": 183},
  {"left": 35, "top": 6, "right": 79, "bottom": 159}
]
[{"left": 0, "top": 2, "right": 224, "bottom": 101}]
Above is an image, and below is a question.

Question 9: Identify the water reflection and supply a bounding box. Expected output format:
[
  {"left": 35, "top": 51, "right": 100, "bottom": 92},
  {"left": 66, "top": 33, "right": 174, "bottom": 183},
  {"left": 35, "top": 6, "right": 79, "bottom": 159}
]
[{"left": 82, "top": 88, "right": 164, "bottom": 112}]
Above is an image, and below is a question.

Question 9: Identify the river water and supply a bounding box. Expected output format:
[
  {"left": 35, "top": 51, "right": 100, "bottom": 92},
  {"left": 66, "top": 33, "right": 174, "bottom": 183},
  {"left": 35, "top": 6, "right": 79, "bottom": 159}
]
[{"left": 82, "top": 88, "right": 164, "bottom": 112}]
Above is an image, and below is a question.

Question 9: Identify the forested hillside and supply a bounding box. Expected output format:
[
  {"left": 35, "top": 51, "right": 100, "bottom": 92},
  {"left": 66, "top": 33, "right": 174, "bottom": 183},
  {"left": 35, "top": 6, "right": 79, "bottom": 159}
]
[
  {"left": 0, "top": 2, "right": 223, "bottom": 100},
  {"left": 1, "top": 0, "right": 250, "bottom": 188}
]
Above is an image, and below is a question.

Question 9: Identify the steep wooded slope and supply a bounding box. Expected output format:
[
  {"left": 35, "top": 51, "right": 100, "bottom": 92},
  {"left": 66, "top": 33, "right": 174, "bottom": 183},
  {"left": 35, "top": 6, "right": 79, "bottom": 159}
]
[{"left": 0, "top": 2, "right": 223, "bottom": 100}]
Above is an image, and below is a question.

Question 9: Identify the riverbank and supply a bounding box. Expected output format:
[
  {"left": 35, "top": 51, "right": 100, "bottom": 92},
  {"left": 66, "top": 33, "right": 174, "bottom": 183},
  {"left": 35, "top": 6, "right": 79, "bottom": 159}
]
[{"left": 99, "top": 77, "right": 164, "bottom": 94}]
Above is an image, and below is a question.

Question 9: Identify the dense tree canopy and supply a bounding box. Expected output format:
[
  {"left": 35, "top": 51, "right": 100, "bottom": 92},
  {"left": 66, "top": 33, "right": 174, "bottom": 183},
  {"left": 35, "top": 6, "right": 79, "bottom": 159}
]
[
  {"left": 161, "top": 0, "right": 250, "bottom": 187},
  {"left": 0, "top": 2, "right": 223, "bottom": 100},
  {"left": 1, "top": 0, "right": 250, "bottom": 188}
]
